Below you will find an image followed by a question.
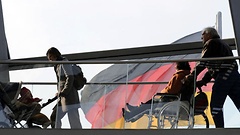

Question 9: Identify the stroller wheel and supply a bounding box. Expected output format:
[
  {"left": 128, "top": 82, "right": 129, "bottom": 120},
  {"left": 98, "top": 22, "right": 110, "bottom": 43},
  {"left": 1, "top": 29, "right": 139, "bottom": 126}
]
[{"left": 0, "top": 122, "right": 10, "bottom": 128}]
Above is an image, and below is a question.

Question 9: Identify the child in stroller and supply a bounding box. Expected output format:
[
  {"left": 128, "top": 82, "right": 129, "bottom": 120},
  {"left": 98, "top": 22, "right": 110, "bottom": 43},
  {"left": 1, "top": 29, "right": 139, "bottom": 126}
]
[
  {"left": 0, "top": 82, "right": 51, "bottom": 128},
  {"left": 15, "top": 87, "right": 51, "bottom": 128}
]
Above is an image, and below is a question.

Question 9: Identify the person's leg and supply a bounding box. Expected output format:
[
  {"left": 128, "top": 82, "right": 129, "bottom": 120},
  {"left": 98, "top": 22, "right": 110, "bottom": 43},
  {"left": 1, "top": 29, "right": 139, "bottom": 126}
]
[
  {"left": 23, "top": 103, "right": 41, "bottom": 127},
  {"left": 228, "top": 71, "right": 240, "bottom": 114},
  {"left": 126, "top": 99, "right": 152, "bottom": 112},
  {"left": 30, "top": 113, "right": 50, "bottom": 128},
  {"left": 211, "top": 73, "right": 231, "bottom": 128},
  {"left": 124, "top": 103, "right": 151, "bottom": 122},
  {"left": 50, "top": 108, "right": 56, "bottom": 128},
  {"left": 67, "top": 109, "right": 82, "bottom": 129},
  {"left": 50, "top": 106, "right": 66, "bottom": 128}
]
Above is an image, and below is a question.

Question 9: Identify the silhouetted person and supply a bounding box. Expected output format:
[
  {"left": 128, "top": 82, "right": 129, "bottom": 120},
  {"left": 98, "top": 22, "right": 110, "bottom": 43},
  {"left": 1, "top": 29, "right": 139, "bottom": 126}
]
[
  {"left": 187, "top": 27, "right": 240, "bottom": 128},
  {"left": 46, "top": 47, "right": 82, "bottom": 129}
]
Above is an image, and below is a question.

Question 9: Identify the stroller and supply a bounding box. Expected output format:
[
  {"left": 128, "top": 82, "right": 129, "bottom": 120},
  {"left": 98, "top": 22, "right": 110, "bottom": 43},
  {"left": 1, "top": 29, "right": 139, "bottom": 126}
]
[{"left": 0, "top": 82, "right": 50, "bottom": 128}]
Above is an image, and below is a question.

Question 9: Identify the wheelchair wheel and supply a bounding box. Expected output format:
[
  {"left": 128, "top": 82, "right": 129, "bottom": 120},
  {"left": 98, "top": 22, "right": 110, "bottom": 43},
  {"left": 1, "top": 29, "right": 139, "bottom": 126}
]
[{"left": 157, "top": 101, "right": 194, "bottom": 129}]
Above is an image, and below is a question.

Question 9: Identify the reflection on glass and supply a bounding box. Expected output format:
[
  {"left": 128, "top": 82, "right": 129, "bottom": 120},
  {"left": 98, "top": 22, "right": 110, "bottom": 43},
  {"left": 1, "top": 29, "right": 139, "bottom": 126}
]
[
  {"left": 1, "top": 59, "right": 239, "bottom": 129},
  {"left": 0, "top": 82, "right": 50, "bottom": 128}
]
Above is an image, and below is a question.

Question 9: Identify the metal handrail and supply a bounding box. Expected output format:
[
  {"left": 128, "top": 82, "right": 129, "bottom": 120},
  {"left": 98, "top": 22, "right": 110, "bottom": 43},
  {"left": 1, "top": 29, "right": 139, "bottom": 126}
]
[
  {"left": 7, "top": 55, "right": 233, "bottom": 85},
  {"left": 1, "top": 56, "right": 240, "bottom": 64}
]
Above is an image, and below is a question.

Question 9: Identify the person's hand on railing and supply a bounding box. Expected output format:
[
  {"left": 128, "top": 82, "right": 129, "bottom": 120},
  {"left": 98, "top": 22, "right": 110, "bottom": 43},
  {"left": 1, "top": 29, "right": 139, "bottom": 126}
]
[{"left": 41, "top": 96, "right": 58, "bottom": 108}]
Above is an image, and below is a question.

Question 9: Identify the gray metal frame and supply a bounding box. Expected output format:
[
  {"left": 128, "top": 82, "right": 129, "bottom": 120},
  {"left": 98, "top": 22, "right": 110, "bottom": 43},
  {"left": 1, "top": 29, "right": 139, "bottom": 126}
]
[{"left": 229, "top": 0, "right": 240, "bottom": 56}]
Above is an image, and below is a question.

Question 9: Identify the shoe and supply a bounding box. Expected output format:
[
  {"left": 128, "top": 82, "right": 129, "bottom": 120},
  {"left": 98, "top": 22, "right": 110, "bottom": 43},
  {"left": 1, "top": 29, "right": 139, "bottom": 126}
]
[
  {"left": 122, "top": 108, "right": 131, "bottom": 122},
  {"left": 122, "top": 108, "right": 140, "bottom": 122},
  {"left": 126, "top": 103, "right": 137, "bottom": 111},
  {"left": 122, "top": 108, "right": 125, "bottom": 117}
]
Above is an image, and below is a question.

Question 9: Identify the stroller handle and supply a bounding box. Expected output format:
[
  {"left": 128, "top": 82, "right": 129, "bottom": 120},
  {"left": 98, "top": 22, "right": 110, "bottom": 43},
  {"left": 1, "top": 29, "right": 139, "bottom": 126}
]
[{"left": 41, "top": 96, "right": 58, "bottom": 108}]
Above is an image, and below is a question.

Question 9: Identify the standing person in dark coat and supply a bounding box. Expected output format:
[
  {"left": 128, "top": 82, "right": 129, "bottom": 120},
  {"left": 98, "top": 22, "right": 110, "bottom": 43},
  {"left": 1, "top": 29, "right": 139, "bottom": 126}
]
[
  {"left": 187, "top": 27, "right": 240, "bottom": 128},
  {"left": 46, "top": 47, "right": 82, "bottom": 129}
]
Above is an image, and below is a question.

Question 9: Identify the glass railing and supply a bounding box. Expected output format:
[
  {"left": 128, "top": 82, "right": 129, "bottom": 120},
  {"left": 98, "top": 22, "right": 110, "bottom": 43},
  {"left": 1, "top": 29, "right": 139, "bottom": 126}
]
[{"left": 1, "top": 56, "right": 240, "bottom": 129}]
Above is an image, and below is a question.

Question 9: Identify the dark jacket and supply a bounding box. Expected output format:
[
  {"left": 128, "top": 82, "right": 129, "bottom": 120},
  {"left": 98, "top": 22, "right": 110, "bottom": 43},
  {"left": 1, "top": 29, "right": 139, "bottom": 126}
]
[{"left": 194, "top": 38, "right": 238, "bottom": 83}]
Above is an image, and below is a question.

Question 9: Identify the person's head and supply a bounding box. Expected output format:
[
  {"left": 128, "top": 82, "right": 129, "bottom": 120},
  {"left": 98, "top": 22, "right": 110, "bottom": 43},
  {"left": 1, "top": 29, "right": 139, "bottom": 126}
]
[
  {"left": 201, "top": 27, "right": 220, "bottom": 43},
  {"left": 175, "top": 61, "right": 191, "bottom": 71},
  {"left": 46, "top": 47, "right": 62, "bottom": 61},
  {"left": 20, "top": 87, "right": 33, "bottom": 98}
]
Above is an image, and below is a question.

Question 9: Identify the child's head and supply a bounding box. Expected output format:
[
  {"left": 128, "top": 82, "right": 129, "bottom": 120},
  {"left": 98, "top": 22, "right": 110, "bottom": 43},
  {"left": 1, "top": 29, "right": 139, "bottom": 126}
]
[
  {"left": 175, "top": 62, "right": 191, "bottom": 71},
  {"left": 20, "top": 87, "right": 33, "bottom": 98}
]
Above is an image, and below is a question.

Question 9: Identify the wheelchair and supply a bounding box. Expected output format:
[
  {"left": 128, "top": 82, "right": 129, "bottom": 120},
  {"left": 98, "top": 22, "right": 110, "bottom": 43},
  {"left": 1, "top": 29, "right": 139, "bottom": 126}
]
[
  {"left": 148, "top": 93, "right": 194, "bottom": 129},
  {"left": 123, "top": 91, "right": 209, "bottom": 129}
]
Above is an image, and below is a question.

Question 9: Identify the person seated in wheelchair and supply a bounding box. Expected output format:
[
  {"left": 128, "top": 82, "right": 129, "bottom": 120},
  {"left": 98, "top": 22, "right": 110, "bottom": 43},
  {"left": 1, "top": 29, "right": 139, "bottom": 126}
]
[
  {"left": 14, "top": 87, "right": 51, "bottom": 128},
  {"left": 122, "top": 61, "right": 192, "bottom": 122}
]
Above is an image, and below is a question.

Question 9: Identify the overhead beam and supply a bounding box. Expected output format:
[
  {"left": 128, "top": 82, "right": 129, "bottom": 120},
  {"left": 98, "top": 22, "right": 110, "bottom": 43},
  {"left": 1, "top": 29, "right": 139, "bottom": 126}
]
[{"left": 9, "top": 38, "right": 235, "bottom": 71}]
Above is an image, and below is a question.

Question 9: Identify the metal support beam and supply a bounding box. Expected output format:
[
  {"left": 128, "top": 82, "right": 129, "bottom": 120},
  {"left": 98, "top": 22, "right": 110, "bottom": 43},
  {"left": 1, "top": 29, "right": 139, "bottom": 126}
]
[
  {"left": 216, "top": 12, "right": 222, "bottom": 38},
  {"left": 0, "top": 0, "right": 10, "bottom": 82},
  {"left": 229, "top": 0, "right": 240, "bottom": 56}
]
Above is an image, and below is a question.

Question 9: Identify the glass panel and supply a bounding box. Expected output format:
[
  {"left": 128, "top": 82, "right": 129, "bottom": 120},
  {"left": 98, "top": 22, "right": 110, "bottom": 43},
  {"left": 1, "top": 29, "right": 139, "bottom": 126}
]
[
  {"left": 81, "top": 63, "right": 129, "bottom": 129},
  {"left": 121, "top": 61, "right": 211, "bottom": 129},
  {"left": 0, "top": 56, "right": 239, "bottom": 129}
]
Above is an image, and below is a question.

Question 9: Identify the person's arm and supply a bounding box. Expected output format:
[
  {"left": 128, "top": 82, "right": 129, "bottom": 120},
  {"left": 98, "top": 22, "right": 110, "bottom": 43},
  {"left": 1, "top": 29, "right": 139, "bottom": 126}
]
[
  {"left": 201, "top": 71, "right": 212, "bottom": 84},
  {"left": 161, "top": 72, "right": 185, "bottom": 94},
  {"left": 188, "top": 40, "right": 216, "bottom": 79},
  {"left": 196, "top": 70, "right": 213, "bottom": 88},
  {"left": 59, "top": 64, "right": 74, "bottom": 97},
  {"left": 191, "top": 62, "right": 206, "bottom": 77}
]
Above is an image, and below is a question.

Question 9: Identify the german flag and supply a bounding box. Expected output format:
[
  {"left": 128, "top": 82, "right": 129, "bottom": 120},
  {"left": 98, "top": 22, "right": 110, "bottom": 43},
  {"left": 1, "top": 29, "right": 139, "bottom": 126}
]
[{"left": 80, "top": 54, "right": 214, "bottom": 128}]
